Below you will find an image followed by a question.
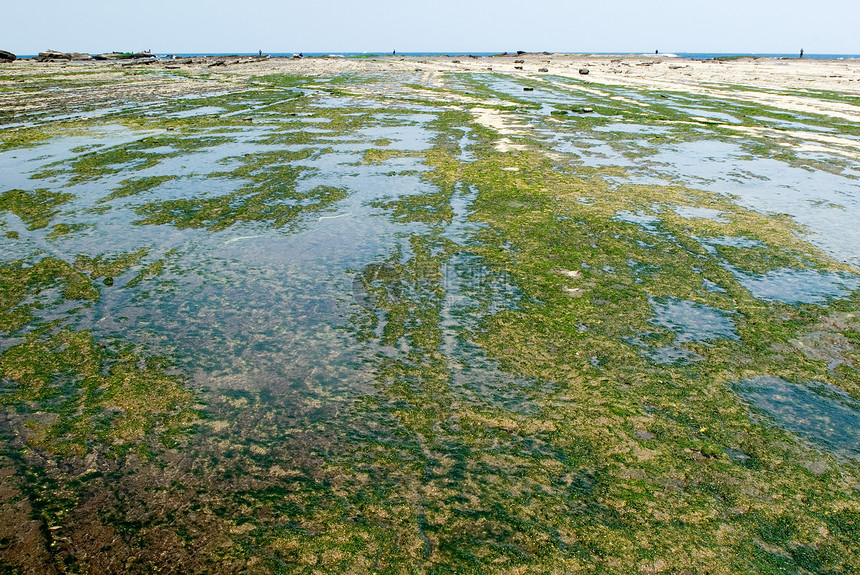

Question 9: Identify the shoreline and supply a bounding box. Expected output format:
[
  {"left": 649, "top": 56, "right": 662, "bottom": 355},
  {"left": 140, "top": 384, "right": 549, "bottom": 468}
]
[{"left": 4, "top": 53, "right": 860, "bottom": 124}]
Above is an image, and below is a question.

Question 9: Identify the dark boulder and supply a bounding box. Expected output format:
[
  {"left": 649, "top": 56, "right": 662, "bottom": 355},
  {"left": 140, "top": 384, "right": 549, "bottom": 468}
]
[
  {"left": 0, "top": 50, "right": 16, "bottom": 63},
  {"left": 578, "top": 68, "right": 589, "bottom": 75}
]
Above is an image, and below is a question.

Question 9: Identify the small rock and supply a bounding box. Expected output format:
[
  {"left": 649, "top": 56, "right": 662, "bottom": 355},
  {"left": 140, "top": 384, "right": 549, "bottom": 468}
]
[
  {"left": 451, "top": 59, "right": 460, "bottom": 63},
  {"left": 581, "top": 107, "right": 594, "bottom": 113},
  {"left": 523, "top": 87, "right": 534, "bottom": 91},
  {"left": 558, "top": 269, "right": 581, "bottom": 279},
  {"left": 514, "top": 66, "right": 523, "bottom": 70},
  {"left": 0, "top": 50, "right": 16, "bottom": 63},
  {"left": 103, "top": 277, "right": 114, "bottom": 287},
  {"left": 514, "top": 59, "right": 524, "bottom": 64},
  {"left": 578, "top": 68, "right": 589, "bottom": 75},
  {"left": 538, "top": 67, "right": 548, "bottom": 72}
]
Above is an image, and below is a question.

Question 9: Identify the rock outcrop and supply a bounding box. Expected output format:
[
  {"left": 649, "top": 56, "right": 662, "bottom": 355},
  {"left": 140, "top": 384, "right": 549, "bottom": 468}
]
[
  {"left": 35, "top": 51, "right": 96, "bottom": 61},
  {"left": 0, "top": 50, "right": 16, "bottom": 63},
  {"left": 37, "top": 50, "right": 72, "bottom": 61},
  {"left": 94, "top": 52, "right": 154, "bottom": 60}
]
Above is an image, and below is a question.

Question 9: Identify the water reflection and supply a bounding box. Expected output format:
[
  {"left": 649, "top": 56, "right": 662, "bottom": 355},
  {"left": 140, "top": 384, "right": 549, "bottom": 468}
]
[
  {"left": 728, "top": 266, "right": 860, "bottom": 304},
  {"left": 734, "top": 375, "right": 860, "bottom": 460},
  {"left": 627, "top": 295, "right": 737, "bottom": 364}
]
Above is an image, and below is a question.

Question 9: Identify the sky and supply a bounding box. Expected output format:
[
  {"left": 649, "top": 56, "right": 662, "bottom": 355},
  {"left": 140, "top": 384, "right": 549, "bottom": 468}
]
[{"left": 4, "top": 0, "right": 859, "bottom": 56}]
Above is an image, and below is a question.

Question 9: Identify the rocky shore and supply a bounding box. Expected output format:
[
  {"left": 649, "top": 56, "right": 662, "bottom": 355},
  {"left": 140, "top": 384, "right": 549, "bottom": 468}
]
[
  {"left": 3, "top": 51, "right": 859, "bottom": 115},
  {"left": 3, "top": 44, "right": 860, "bottom": 575}
]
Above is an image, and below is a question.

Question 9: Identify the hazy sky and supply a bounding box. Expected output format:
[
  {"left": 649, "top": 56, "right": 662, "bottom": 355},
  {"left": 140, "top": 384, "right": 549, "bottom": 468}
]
[{"left": 5, "top": 0, "right": 859, "bottom": 55}]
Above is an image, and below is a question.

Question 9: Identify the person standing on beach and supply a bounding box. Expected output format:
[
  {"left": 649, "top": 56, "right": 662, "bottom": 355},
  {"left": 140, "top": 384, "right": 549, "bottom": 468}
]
[{"left": 799, "top": 49, "right": 804, "bottom": 58}]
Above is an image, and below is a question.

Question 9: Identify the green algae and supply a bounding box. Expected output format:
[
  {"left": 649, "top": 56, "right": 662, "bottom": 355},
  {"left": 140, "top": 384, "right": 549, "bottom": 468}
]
[
  {"left": 0, "top": 255, "right": 198, "bottom": 459},
  {"left": 100, "top": 175, "right": 177, "bottom": 203},
  {"left": 74, "top": 249, "right": 149, "bottom": 281},
  {"left": 0, "top": 258, "right": 96, "bottom": 332},
  {"left": 125, "top": 255, "right": 171, "bottom": 289},
  {"left": 32, "top": 134, "right": 235, "bottom": 183},
  {"left": 0, "top": 325, "right": 197, "bottom": 457},
  {"left": 133, "top": 182, "right": 347, "bottom": 231},
  {"left": 0, "top": 188, "right": 75, "bottom": 230},
  {"left": 47, "top": 222, "right": 90, "bottom": 238}
]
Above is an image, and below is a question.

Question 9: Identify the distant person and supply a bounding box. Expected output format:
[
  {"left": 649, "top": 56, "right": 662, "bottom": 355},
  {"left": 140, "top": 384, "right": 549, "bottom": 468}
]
[
  {"left": 393, "top": 50, "right": 396, "bottom": 55},
  {"left": 799, "top": 49, "right": 804, "bottom": 58},
  {"left": 655, "top": 49, "right": 659, "bottom": 54},
  {"left": 259, "top": 49, "right": 262, "bottom": 56}
]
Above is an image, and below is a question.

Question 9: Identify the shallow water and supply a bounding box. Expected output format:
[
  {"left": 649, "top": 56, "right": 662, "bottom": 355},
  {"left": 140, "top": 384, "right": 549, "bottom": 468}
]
[
  {"left": 648, "top": 140, "right": 860, "bottom": 266},
  {"left": 673, "top": 106, "right": 742, "bottom": 124},
  {"left": 594, "top": 123, "right": 671, "bottom": 135},
  {"left": 672, "top": 206, "right": 727, "bottom": 221},
  {"left": 647, "top": 295, "right": 738, "bottom": 343},
  {"left": 628, "top": 296, "right": 738, "bottom": 364},
  {"left": 729, "top": 267, "right": 860, "bottom": 304},
  {"left": 734, "top": 376, "right": 860, "bottom": 460}
]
